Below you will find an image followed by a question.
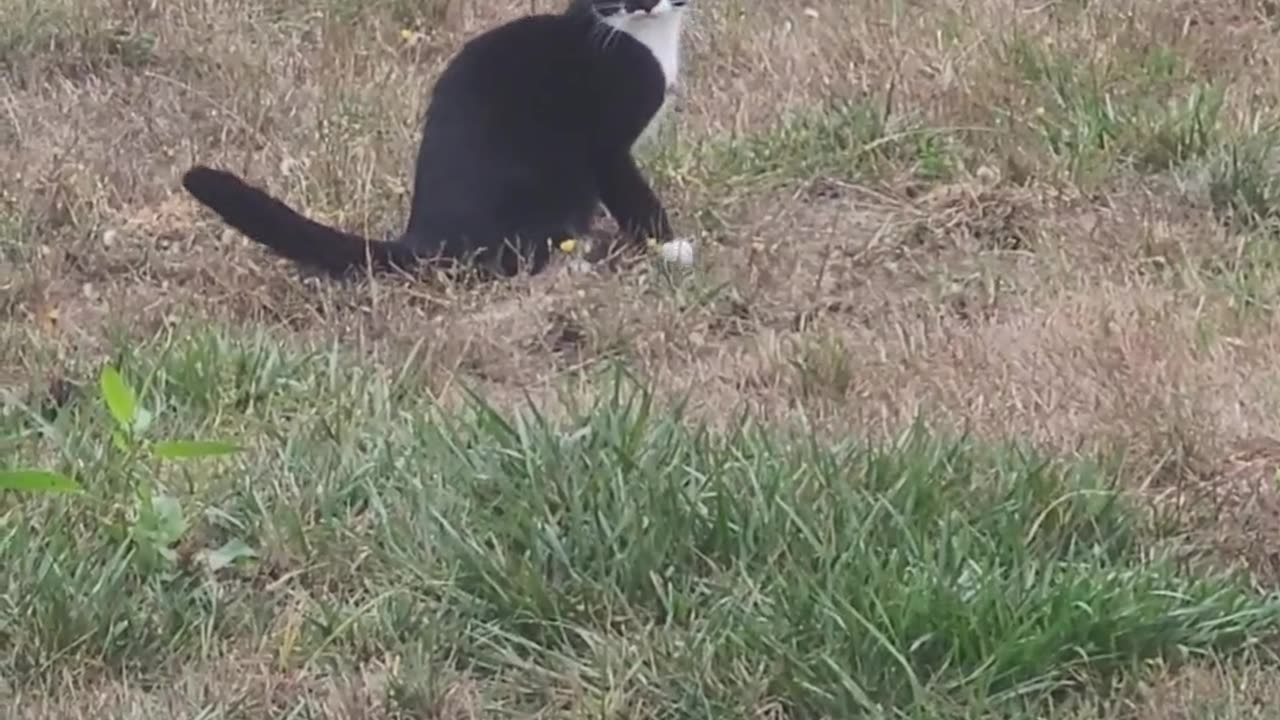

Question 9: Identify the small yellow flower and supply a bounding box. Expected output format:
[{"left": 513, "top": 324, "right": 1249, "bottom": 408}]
[
  {"left": 559, "top": 238, "right": 578, "bottom": 254},
  {"left": 400, "top": 28, "right": 425, "bottom": 47}
]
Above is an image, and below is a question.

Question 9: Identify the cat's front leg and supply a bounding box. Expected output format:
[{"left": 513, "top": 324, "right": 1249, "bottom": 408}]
[
  {"left": 592, "top": 152, "right": 695, "bottom": 268},
  {"left": 597, "top": 152, "right": 673, "bottom": 247}
]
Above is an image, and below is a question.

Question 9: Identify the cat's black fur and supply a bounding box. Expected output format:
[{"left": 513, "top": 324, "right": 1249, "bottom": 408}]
[{"left": 181, "top": 0, "right": 678, "bottom": 279}]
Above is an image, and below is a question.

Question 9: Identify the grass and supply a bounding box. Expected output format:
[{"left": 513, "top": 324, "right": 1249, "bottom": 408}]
[
  {"left": 1000, "top": 34, "right": 1227, "bottom": 182},
  {"left": 4, "top": 331, "right": 1280, "bottom": 718},
  {"left": 7, "top": 0, "right": 1280, "bottom": 716},
  {"left": 1208, "top": 132, "right": 1280, "bottom": 229},
  {"left": 650, "top": 98, "right": 966, "bottom": 204}
]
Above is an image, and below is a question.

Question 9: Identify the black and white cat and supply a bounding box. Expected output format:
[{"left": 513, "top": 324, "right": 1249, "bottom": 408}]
[{"left": 181, "top": 0, "right": 694, "bottom": 280}]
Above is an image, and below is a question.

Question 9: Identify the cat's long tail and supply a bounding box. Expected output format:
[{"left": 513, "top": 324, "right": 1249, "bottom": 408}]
[{"left": 181, "top": 165, "right": 419, "bottom": 277}]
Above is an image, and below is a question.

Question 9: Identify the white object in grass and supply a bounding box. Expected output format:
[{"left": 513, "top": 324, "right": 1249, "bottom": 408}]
[{"left": 658, "top": 238, "right": 695, "bottom": 266}]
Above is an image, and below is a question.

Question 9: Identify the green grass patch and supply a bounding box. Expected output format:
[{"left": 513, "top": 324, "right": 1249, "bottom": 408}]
[
  {"left": 0, "top": 201, "right": 34, "bottom": 263},
  {"left": 1000, "top": 36, "right": 1225, "bottom": 185},
  {"left": 1182, "top": 129, "right": 1280, "bottom": 316},
  {"left": 1209, "top": 131, "right": 1280, "bottom": 230},
  {"left": 1196, "top": 225, "right": 1280, "bottom": 318},
  {"left": 2, "top": 331, "right": 1278, "bottom": 716},
  {"left": 648, "top": 99, "right": 968, "bottom": 211},
  {"left": 0, "top": 0, "right": 157, "bottom": 77}
]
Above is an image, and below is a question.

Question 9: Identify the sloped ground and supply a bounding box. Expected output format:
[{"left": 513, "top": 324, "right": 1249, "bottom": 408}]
[{"left": 5, "top": 0, "right": 1280, "bottom": 717}]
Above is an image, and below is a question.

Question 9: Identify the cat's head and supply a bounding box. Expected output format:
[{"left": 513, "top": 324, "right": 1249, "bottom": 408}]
[
  {"left": 568, "top": 0, "right": 689, "bottom": 26},
  {"left": 568, "top": 0, "right": 688, "bottom": 89}
]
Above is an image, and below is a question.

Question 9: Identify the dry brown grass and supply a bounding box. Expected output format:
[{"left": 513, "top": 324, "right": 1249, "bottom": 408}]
[
  {"left": 14, "top": 651, "right": 1280, "bottom": 720},
  {"left": 6, "top": 648, "right": 486, "bottom": 720},
  {"left": 6, "top": 0, "right": 1280, "bottom": 715}
]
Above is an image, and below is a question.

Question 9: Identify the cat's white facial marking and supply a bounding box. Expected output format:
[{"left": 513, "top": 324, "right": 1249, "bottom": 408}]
[{"left": 601, "top": 0, "right": 685, "bottom": 90}]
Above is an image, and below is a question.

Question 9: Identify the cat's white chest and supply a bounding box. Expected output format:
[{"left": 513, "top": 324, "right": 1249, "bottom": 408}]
[
  {"left": 611, "top": 9, "right": 684, "bottom": 148},
  {"left": 620, "top": 12, "right": 683, "bottom": 90}
]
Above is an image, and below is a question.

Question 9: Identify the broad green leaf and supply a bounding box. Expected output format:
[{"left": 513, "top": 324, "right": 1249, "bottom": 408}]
[
  {"left": 100, "top": 366, "right": 138, "bottom": 430},
  {"left": 0, "top": 469, "right": 82, "bottom": 493},
  {"left": 200, "top": 538, "right": 257, "bottom": 572},
  {"left": 152, "top": 440, "right": 243, "bottom": 459}
]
